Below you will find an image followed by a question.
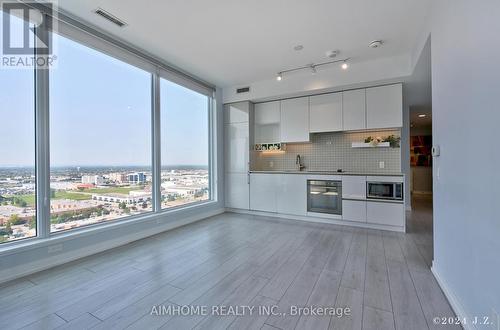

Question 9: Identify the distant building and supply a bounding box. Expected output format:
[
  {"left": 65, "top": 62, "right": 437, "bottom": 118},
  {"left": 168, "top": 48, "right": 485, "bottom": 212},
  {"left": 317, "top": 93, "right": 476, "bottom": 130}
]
[
  {"left": 81, "top": 175, "right": 105, "bottom": 186},
  {"left": 109, "top": 172, "right": 128, "bottom": 183},
  {"left": 76, "top": 183, "right": 94, "bottom": 190},
  {"left": 91, "top": 192, "right": 151, "bottom": 204},
  {"left": 128, "top": 172, "right": 146, "bottom": 184}
]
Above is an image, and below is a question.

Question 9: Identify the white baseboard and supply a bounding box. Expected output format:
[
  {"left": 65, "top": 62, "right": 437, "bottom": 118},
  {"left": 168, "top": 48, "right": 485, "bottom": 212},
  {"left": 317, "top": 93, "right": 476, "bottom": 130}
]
[
  {"left": 226, "top": 208, "right": 405, "bottom": 233},
  {"left": 0, "top": 208, "right": 224, "bottom": 285},
  {"left": 431, "top": 263, "right": 475, "bottom": 330}
]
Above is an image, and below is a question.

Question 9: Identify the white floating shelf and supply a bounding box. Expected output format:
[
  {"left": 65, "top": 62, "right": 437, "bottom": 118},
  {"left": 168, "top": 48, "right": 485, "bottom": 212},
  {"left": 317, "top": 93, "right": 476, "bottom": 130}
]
[{"left": 352, "top": 142, "right": 391, "bottom": 148}]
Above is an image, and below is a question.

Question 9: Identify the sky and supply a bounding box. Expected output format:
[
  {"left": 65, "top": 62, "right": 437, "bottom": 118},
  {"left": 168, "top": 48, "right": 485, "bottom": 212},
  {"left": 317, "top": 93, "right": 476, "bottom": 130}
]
[{"left": 0, "top": 13, "right": 209, "bottom": 168}]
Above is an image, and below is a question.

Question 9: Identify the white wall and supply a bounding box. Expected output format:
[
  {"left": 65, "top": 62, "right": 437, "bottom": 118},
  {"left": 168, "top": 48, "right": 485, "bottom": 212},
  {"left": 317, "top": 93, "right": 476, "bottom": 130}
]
[
  {"left": 223, "top": 55, "right": 411, "bottom": 103},
  {"left": 430, "top": 0, "right": 500, "bottom": 326}
]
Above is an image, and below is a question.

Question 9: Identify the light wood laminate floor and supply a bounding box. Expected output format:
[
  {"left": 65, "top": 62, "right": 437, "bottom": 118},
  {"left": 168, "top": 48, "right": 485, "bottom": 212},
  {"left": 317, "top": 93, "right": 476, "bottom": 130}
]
[{"left": 0, "top": 195, "right": 459, "bottom": 330}]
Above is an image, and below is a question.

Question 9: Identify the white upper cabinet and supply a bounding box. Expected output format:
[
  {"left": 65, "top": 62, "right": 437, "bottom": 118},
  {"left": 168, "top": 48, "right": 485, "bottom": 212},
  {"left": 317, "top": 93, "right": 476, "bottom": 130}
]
[
  {"left": 366, "top": 84, "right": 403, "bottom": 129},
  {"left": 255, "top": 101, "right": 280, "bottom": 124},
  {"left": 342, "top": 89, "right": 366, "bottom": 131},
  {"left": 280, "top": 97, "right": 310, "bottom": 143},
  {"left": 309, "top": 93, "right": 343, "bottom": 133},
  {"left": 254, "top": 101, "right": 280, "bottom": 143},
  {"left": 224, "top": 102, "right": 249, "bottom": 124}
]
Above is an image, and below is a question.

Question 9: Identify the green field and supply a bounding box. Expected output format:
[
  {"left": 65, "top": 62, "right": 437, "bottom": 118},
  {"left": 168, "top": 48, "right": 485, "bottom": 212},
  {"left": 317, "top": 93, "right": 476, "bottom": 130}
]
[
  {"left": 4, "top": 186, "right": 144, "bottom": 207},
  {"left": 54, "top": 191, "right": 92, "bottom": 201},
  {"left": 5, "top": 191, "right": 91, "bottom": 207},
  {"left": 5, "top": 194, "right": 35, "bottom": 207},
  {"left": 84, "top": 187, "right": 140, "bottom": 194}
]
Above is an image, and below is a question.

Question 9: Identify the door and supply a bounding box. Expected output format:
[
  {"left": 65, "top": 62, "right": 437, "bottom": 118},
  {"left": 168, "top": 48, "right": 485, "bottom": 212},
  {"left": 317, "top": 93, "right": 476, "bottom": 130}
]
[
  {"left": 343, "top": 89, "right": 366, "bottom": 130},
  {"left": 280, "top": 97, "right": 310, "bottom": 143},
  {"left": 309, "top": 93, "right": 343, "bottom": 133}
]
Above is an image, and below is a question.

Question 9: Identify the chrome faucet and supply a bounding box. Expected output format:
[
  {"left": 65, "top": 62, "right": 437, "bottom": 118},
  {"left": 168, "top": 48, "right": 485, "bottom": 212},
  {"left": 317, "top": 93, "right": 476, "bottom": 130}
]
[{"left": 296, "top": 154, "right": 306, "bottom": 171}]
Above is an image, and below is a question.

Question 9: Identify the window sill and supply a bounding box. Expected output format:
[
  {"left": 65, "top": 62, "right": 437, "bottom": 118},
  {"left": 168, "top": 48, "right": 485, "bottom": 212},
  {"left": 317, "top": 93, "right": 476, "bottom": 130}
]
[{"left": 0, "top": 199, "right": 218, "bottom": 257}]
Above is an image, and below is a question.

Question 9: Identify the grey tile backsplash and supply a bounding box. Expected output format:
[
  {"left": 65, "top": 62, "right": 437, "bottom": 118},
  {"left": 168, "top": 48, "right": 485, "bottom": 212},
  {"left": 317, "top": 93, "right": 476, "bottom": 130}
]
[{"left": 251, "top": 130, "right": 401, "bottom": 173}]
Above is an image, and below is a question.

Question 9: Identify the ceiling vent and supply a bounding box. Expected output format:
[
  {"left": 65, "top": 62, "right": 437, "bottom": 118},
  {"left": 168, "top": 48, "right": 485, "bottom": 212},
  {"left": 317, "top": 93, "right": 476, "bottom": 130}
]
[
  {"left": 94, "top": 8, "right": 127, "bottom": 27},
  {"left": 236, "top": 87, "right": 250, "bottom": 94}
]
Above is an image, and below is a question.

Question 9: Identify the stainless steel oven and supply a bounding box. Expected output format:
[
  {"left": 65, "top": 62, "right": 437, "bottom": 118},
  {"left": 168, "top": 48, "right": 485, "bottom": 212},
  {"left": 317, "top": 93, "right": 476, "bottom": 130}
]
[
  {"left": 307, "top": 180, "right": 342, "bottom": 215},
  {"left": 367, "top": 181, "right": 403, "bottom": 201}
]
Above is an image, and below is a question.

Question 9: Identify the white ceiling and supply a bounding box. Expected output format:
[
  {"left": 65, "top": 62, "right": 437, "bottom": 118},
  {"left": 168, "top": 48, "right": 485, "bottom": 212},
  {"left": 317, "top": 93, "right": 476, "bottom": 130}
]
[{"left": 57, "top": 0, "right": 431, "bottom": 87}]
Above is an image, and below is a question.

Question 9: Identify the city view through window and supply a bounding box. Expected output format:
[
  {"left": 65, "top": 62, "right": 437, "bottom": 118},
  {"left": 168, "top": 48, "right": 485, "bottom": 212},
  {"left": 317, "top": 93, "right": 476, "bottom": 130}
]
[
  {"left": 0, "top": 26, "right": 210, "bottom": 243},
  {"left": 0, "top": 10, "right": 35, "bottom": 242}
]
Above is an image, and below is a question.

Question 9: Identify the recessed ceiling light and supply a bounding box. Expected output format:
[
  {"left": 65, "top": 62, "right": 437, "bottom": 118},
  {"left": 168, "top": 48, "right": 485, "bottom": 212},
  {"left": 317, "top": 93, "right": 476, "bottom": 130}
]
[
  {"left": 276, "top": 73, "right": 283, "bottom": 81},
  {"left": 341, "top": 60, "right": 349, "bottom": 70},
  {"left": 418, "top": 114, "right": 426, "bottom": 118},
  {"left": 293, "top": 45, "right": 304, "bottom": 51},
  {"left": 369, "top": 40, "right": 383, "bottom": 48}
]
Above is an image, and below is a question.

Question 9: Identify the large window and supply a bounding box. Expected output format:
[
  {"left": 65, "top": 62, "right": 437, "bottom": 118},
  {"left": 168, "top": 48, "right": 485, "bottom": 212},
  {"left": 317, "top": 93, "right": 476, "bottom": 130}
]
[
  {"left": 160, "top": 78, "right": 210, "bottom": 209},
  {"left": 0, "top": 12, "right": 36, "bottom": 243},
  {"left": 0, "top": 9, "right": 214, "bottom": 245},
  {"left": 49, "top": 34, "right": 152, "bottom": 233}
]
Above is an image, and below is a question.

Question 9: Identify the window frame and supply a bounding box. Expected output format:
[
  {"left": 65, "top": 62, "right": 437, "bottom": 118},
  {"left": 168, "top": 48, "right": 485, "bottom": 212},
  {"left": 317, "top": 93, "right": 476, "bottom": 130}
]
[
  {"left": 0, "top": 4, "right": 217, "bottom": 247},
  {"left": 157, "top": 74, "right": 214, "bottom": 211}
]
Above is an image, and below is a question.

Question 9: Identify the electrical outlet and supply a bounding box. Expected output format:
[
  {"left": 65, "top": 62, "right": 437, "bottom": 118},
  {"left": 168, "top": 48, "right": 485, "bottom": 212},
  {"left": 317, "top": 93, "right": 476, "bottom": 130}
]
[
  {"left": 326, "top": 141, "right": 332, "bottom": 145},
  {"left": 47, "top": 244, "right": 63, "bottom": 254},
  {"left": 379, "top": 161, "right": 385, "bottom": 169},
  {"left": 269, "top": 161, "right": 274, "bottom": 168}
]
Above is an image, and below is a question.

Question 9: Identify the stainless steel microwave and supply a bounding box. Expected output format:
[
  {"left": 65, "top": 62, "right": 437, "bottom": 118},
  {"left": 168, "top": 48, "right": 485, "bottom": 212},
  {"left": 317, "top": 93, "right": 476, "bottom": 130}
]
[{"left": 367, "top": 182, "right": 403, "bottom": 201}]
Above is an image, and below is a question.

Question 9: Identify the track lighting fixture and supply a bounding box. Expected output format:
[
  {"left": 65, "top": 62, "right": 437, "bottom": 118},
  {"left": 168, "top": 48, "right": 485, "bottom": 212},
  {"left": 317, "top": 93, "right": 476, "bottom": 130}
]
[{"left": 276, "top": 58, "right": 350, "bottom": 81}]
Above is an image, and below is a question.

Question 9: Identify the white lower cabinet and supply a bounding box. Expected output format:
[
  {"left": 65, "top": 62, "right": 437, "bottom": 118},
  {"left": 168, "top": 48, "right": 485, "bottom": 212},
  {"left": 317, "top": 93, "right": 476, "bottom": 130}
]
[
  {"left": 249, "top": 174, "right": 278, "bottom": 212},
  {"left": 248, "top": 173, "right": 405, "bottom": 231},
  {"left": 225, "top": 173, "right": 249, "bottom": 209},
  {"left": 277, "top": 175, "right": 307, "bottom": 216},
  {"left": 342, "top": 200, "right": 367, "bottom": 223},
  {"left": 366, "top": 202, "right": 405, "bottom": 227},
  {"left": 250, "top": 174, "right": 306, "bottom": 215}
]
